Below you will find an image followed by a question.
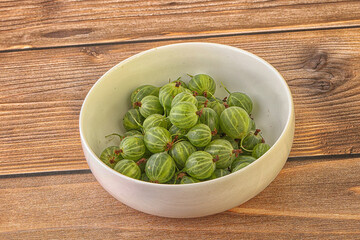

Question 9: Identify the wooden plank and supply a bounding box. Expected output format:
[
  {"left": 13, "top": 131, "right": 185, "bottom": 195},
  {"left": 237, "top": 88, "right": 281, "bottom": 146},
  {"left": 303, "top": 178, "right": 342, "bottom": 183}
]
[
  {"left": 1, "top": 157, "right": 359, "bottom": 239},
  {"left": 1, "top": 27, "right": 360, "bottom": 175},
  {"left": 1, "top": 0, "right": 360, "bottom": 51}
]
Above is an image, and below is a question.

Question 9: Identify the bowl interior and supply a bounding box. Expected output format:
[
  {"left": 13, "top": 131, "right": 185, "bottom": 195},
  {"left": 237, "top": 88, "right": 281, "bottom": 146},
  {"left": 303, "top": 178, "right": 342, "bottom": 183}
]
[{"left": 80, "top": 43, "right": 291, "bottom": 159}]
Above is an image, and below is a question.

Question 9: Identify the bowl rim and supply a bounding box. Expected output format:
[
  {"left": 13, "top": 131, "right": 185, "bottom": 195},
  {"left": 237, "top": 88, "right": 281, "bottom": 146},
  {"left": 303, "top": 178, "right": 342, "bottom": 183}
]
[{"left": 79, "top": 42, "right": 294, "bottom": 188}]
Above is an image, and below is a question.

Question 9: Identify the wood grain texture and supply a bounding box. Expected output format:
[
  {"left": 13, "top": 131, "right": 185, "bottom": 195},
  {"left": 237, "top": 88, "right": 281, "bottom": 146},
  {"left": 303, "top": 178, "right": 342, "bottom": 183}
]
[
  {"left": 1, "top": 0, "right": 360, "bottom": 51},
  {"left": 1, "top": 27, "right": 360, "bottom": 175},
  {"left": 1, "top": 157, "right": 359, "bottom": 239}
]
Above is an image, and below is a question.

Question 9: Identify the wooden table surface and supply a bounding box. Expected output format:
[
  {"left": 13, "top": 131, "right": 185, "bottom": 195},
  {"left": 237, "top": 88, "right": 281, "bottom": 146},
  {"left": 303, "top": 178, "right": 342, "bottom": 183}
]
[{"left": 1, "top": 1, "right": 360, "bottom": 239}]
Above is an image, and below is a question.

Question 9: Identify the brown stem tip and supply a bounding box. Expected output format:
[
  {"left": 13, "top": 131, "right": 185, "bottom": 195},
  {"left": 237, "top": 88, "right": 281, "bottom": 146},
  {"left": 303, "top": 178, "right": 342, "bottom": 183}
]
[
  {"left": 204, "top": 99, "right": 209, "bottom": 108},
  {"left": 223, "top": 102, "right": 229, "bottom": 108},
  {"left": 232, "top": 149, "right": 243, "bottom": 158},
  {"left": 193, "top": 91, "right": 198, "bottom": 96},
  {"left": 133, "top": 101, "right": 142, "bottom": 108},
  {"left": 222, "top": 97, "right": 227, "bottom": 102},
  {"left": 176, "top": 172, "right": 187, "bottom": 180},
  {"left": 175, "top": 81, "right": 181, "bottom": 87},
  {"left": 213, "top": 155, "right": 220, "bottom": 162},
  {"left": 196, "top": 109, "right": 203, "bottom": 117},
  {"left": 109, "top": 157, "right": 115, "bottom": 164},
  {"left": 211, "top": 128, "right": 218, "bottom": 136},
  {"left": 203, "top": 91, "right": 208, "bottom": 98},
  {"left": 114, "top": 150, "right": 121, "bottom": 155},
  {"left": 254, "top": 129, "right": 261, "bottom": 135},
  {"left": 136, "top": 158, "right": 147, "bottom": 166}
]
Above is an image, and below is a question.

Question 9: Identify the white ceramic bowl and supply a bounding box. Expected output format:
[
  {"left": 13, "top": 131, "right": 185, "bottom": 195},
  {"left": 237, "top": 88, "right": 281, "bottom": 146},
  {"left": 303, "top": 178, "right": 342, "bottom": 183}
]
[{"left": 79, "top": 42, "right": 295, "bottom": 218}]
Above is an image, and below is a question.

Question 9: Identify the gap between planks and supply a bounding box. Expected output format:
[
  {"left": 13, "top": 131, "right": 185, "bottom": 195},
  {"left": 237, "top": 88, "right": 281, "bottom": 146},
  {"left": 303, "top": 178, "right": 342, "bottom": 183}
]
[
  {"left": 1, "top": 24, "right": 360, "bottom": 54},
  {"left": 1, "top": 153, "right": 359, "bottom": 179}
]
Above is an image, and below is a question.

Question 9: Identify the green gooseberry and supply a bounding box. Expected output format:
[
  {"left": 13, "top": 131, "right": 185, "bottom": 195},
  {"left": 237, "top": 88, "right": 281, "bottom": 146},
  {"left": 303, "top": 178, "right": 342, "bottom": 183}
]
[
  {"left": 188, "top": 74, "right": 216, "bottom": 98},
  {"left": 208, "top": 99, "right": 226, "bottom": 117},
  {"left": 169, "top": 102, "right": 200, "bottom": 129},
  {"left": 119, "top": 136, "right": 145, "bottom": 161},
  {"left": 210, "top": 168, "right": 231, "bottom": 179},
  {"left": 179, "top": 174, "right": 200, "bottom": 184},
  {"left": 231, "top": 155, "right": 256, "bottom": 172},
  {"left": 195, "top": 96, "right": 209, "bottom": 109},
  {"left": 171, "top": 78, "right": 188, "bottom": 89},
  {"left": 138, "top": 95, "right": 164, "bottom": 118},
  {"left": 165, "top": 174, "right": 178, "bottom": 184},
  {"left": 145, "top": 152, "right": 176, "bottom": 183},
  {"left": 169, "top": 124, "right": 188, "bottom": 140},
  {"left": 198, "top": 107, "right": 219, "bottom": 135},
  {"left": 141, "top": 172, "right": 150, "bottom": 182},
  {"left": 159, "top": 82, "right": 187, "bottom": 112},
  {"left": 252, "top": 143, "right": 271, "bottom": 159},
  {"left": 205, "top": 139, "right": 240, "bottom": 169},
  {"left": 171, "top": 91, "right": 198, "bottom": 108},
  {"left": 144, "top": 126, "right": 172, "bottom": 153},
  {"left": 223, "top": 135, "right": 239, "bottom": 149},
  {"left": 184, "top": 151, "right": 216, "bottom": 180},
  {"left": 123, "top": 109, "right": 144, "bottom": 131},
  {"left": 131, "top": 85, "right": 159, "bottom": 106},
  {"left": 227, "top": 92, "right": 253, "bottom": 114},
  {"left": 114, "top": 159, "right": 141, "bottom": 180},
  {"left": 124, "top": 130, "right": 143, "bottom": 138},
  {"left": 186, "top": 124, "right": 212, "bottom": 148},
  {"left": 99, "top": 146, "right": 123, "bottom": 168},
  {"left": 241, "top": 129, "right": 264, "bottom": 153},
  {"left": 130, "top": 85, "right": 147, "bottom": 104},
  {"left": 219, "top": 106, "right": 252, "bottom": 139},
  {"left": 143, "top": 114, "right": 168, "bottom": 130},
  {"left": 169, "top": 141, "right": 197, "bottom": 169}
]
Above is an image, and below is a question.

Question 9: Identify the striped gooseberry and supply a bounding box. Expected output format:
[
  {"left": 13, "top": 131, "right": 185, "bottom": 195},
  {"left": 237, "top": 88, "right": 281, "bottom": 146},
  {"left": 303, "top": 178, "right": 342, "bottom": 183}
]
[
  {"left": 219, "top": 106, "right": 252, "bottom": 139},
  {"left": 188, "top": 74, "right": 216, "bottom": 98},
  {"left": 186, "top": 124, "right": 212, "bottom": 148},
  {"left": 204, "top": 139, "right": 241, "bottom": 169},
  {"left": 144, "top": 126, "right": 173, "bottom": 153},
  {"left": 137, "top": 95, "right": 164, "bottom": 118},
  {"left": 99, "top": 146, "right": 123, "bottom": 168},
  {"left": 119, "top": 136, "right": 145, "bottom": 161},
  {"left": 169, "top": 102, "right": 200, "bottom": 129},
  {"left": 231, "top": 155, "right": 256, "bottom": 172},
  {"left": 198, "top": 107, "right": 219, "bottom": 135},
  {"left": 114, "top": 159, "right": 141, "bottom": 180},
  {"left": 142, "top": 114, "right": 168, "bottom": 130},
  {"left": 252, "top": 143, "right": 270, "bottom": 159},
  {"left": 159, "top": 82, "right": 187, "bottom": 112},
  {"left": 169, "top": 141, "right": 197, "bottom": 169},
  {"left": 123, "top": 109, "right": 144, "bottom": 131},
  {"left": 171, "top": 91, "right": 198, "bottom": 108},
  {"left": 209, "top": 168, "right": 231, "bottom": 179},
  {"left": 145, "top": 152, "right": 176, "bottom": 183},
  {"left": 131, "top": 85, "right": 159, "bottom": 106},
  {"left": 184, "top": 151, "right": 217, "bottom": 180}
]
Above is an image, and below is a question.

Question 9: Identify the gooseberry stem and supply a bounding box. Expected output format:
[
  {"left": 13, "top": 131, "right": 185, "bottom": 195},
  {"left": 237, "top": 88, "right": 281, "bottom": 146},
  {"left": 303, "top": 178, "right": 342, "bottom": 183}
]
[
  {"left": 105, "top": 133, "right": 124, "bottom": 141},
  {"left": 240, "top": 137, "right": 253, "bottom": 152},
  {"left": 220, "top": 81, "right": 231, "bottom": 94}
]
